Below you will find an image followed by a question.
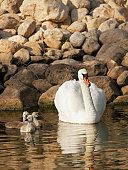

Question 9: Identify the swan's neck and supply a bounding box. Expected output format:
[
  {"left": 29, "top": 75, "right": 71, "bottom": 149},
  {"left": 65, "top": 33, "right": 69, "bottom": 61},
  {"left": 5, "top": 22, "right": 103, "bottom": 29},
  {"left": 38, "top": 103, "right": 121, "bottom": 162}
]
[{"left": 79, "top": 80, "right": 97, "bottom": 118}]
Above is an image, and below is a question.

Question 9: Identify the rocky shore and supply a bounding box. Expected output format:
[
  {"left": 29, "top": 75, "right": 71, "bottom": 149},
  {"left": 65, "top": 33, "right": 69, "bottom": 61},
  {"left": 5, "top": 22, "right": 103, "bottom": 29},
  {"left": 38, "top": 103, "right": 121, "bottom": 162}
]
[{"left": 0, "top": 0, "right": 128, "bottom": 110}]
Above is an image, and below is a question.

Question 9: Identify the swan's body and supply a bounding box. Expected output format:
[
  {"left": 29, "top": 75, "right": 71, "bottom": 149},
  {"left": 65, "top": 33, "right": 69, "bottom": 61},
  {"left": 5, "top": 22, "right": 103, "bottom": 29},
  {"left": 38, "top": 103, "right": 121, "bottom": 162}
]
[
  {"left": 20, "top": 115, "right": 35, "bottom": 133},
  {"left": 54, "top": 69, "right": 106, "bottom": 123},
  {"left": 5, "top": 111, "right": 29, "bottom": 129}
]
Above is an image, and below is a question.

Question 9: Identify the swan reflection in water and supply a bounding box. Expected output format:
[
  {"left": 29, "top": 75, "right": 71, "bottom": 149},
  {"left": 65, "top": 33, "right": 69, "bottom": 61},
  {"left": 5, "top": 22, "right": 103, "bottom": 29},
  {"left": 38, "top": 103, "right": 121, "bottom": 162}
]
[{"left": 57, "top": 121, "right": 108, "bottom": 169}]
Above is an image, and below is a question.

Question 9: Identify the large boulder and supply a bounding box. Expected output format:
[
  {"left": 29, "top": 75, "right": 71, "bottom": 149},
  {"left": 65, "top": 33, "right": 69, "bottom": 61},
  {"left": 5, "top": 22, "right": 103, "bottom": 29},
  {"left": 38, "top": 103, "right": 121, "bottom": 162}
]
[
  {"left": 38, "top": 85, "right": 60, "bottom": 107},
  {"left": 96, "top": 44, "right": 126, "bottom": 64},
  {"left": 5, "top": 68, "right": 38, "bottom": 87},
  {"left": 89, "top": 76, "right": 121, "bottom": 102},
  {"left": 63, "top": 49, "right": 84, "bottom": 60},
  {"left": 0, "top": 52, "right": 13, "bottom": 65},
  {"left": 99, "top": 29, "right": 128, "bottom": 44},
  {"left": 107, "top": 66, "right": 126, "bottom": 80},
  {"left": 32, "top": 79, "right": 52, "bottom": 93},
  {"left": 20, "top": 0, "right": 69, "bottom": 22},
  {"left": 69, "top": 32, "right": 85, "bottom": 48},
  {"left": 45, "top": 64, "right": 77, "bottom": 85},
  {"left": 27, "top": 63, "right": 48, "bottom": 79},
  {"left": 117, "top": 71, "right": 128, "bottom": 86},
  {"left": 78, "top": 60, "right": 107, "bottom": 76},
  {"left": 0, "top": 80, "right": 40, "bottom": 110}
]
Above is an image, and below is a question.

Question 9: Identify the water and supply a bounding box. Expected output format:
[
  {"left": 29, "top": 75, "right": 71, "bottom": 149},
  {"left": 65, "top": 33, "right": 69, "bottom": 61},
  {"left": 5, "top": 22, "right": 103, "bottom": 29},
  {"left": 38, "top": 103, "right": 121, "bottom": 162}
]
[{"left": 0, "top": 107, "right": 128, "bottom": 170}]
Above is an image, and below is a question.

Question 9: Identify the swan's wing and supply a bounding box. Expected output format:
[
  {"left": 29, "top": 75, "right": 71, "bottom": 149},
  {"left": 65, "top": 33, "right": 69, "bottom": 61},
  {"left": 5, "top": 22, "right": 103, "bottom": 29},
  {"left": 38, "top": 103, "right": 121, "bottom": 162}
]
[
  {"left": 90, "top": 82, "right": 106, "bottom": 117},
  {"left": 54, "top": 80, "right": 84, "bottom": 114}
]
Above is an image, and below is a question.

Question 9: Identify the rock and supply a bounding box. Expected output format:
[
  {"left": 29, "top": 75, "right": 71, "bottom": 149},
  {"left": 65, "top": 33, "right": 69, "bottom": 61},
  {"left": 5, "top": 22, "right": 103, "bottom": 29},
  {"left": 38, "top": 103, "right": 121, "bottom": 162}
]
[
  {"left": 13, "top": 48, "right": 30, "bottom": 65},
  {"left": 86, "top": 17, "right": 106, "bottom": 31},
  {"left": 27, "top": 63, "right": 48, "bottom": 79},
  {"left": 82, "top": 28, "right": 100, "bottom": 41},
  {"left": 61, "top": 42, "right": 73, "bottom": 52},
  {"left": 90, "top": 0, "right": 105, "bottom": 9},
  {"left": 0, "top": 64, "right": 7, "bottom": 78},
  {"left": 18, "top": 19, "right": 36, "bottom": 38},
  {"left": 67, "top": 21, "right": 86, "bottom": 33},
  {"left": 23, "top": 41, "right": 43, "bottom": 56},
  {"left": 38, "top": 85, "right": 60, "bottom": 106},
  {"left": 0, "top": 29, "right": 16, "bottom": 38},
  {"left": 1, "top": 0, "right": 23, "bottom": 14},
  {"left": 44, "top": 28, "right": 63, "bottom": 41},
  {"left": 62, "top": 0, "right": 90, "bottom": 10},
  {"left": 30, "top": 55, "right": 51, "bottom": 64},
  {"left": 112, "top": 39, "right": 128, "bottom": 51},
  {"left": 29, "top": 29, "right": 44, "bottom": 42},
  {"left": 114, "top": 7, "right": 128, "bottom": 22},
  {"left": 44, "top": 38, "right": 62, "bottom": 49},
  {"left": 99, "top": 29, "right": 128, "bottom": 44},
  {"left": 121, "top": 53, "right": 128, "bottom": 67},
  {"left": 4, "top": 64, "right": 17, "bottom": 81},
  {"left": 51, "top": 58, "right": 80, "bottom": 66},
  {"left": 78, "top": 60, "right": 107, "bottom": 76},
  {"left": 117, "top": 71, "right": 128, "bottom": 86},
  {"left": 0, "top": 52, "right": 13, "bottom": 65},
  {"left": 98, "top": 18, "right": 119, "bottom": 32},
  {"left": 69, "top": 32, "right": 85, "bottom": 48},
  {"left": 32, "top": 79, "right": 52, "bottom": 93},
  {"left": 20, "top": 0, "right": 69, "bottom": 22},
  {"left": 89, "top": 76, "right": 121, "bottom": 102},
  {"left": 6, "top": 68, "right": 37, "bottom": 87},
  {"left": 44, "top": 49, "right": 62, "bottom": 61},
  {"left": 8, "top": 35, "right": 28, "bottom": 45},
  {"left": 0, "top": 80, "right": 40, "bottom": 110},
  {"left": 60, "top": 29, "right": 71, "bottom": 40},
  {"left": 113, "top": 95, "right": 128, "bottom": 105},
  {"left": 82, "top": 38, "right": 100, "bottom": 55},
  {"left": 45, "top": 64, "right": 77, "bottom": 85},
  {"left": 71, "top": 8, "right": 89, "bottom": 22},
  {"left": 93, "top": 4, "right": 114, "bottom": 19},
  {"left": 107, "top": 59, "right": 118, "bottom": 70},
  {"left": 83, "top": 55, "right": 96, "bottom": 62},
  {"left": 107, "top": 66, "right": 126, "bottom": 80},
  {"left": 0, "top": 13, "right": 20, "bottom": 29},
  {"left": 58, "top": 15, "right": 71, "bottom": 29},
  {"left": 121, "top": 85, "right": 128, "bottom": 95},
  {"left": 96, "top": 44, "right": 126, "bottom": 64},
  {"left": 41, "top": 21, "right": 58, "bottom": 31},
  {"left": 0, "top": 9, "right": 7, "bottom": 16},
  {"left": 63, "top": 49, "right": 84, "bottom": 60},
  {"left": 118, "top": 22, "right": 128, "bottom": 31},
  {"left": 0, "top": 39, "right": 21, "bottom": 53}
]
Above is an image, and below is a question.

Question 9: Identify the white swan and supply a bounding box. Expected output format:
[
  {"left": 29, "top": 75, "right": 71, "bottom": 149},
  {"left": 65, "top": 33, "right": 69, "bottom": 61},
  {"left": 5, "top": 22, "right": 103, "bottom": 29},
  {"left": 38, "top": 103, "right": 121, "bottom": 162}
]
[
  {"left": 54, "top": 68, "right": 106, "bottom": 123},
  {"left": 20, "top": 115, "right": 35, "bottom": 133}
]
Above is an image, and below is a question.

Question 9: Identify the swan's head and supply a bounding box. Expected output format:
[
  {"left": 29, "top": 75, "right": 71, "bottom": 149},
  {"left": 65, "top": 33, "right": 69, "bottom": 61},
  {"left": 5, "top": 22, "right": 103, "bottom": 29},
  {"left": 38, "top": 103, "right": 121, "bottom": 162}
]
[{"left": 78, "top": 69, "right": 91, "bottom": 87}]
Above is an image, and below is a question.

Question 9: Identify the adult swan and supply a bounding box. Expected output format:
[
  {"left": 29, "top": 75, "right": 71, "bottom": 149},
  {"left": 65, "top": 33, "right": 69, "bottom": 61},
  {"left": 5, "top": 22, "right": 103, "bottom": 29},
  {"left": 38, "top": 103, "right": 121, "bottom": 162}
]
[{"left": 54, "top": 69, "right": 106, "bottom": 123}]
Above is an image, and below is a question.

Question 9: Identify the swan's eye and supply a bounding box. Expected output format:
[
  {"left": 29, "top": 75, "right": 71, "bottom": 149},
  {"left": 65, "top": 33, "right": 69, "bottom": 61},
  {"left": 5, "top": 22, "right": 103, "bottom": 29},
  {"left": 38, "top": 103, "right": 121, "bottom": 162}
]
[{"left": 82, "top": 73, "right": 88, "bottom": 79}]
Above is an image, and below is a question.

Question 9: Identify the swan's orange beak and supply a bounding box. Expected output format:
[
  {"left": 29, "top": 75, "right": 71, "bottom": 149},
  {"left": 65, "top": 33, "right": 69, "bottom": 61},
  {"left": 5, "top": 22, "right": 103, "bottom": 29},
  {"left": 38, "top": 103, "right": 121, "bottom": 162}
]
[{"left": 84, "top": 77, "right": 91, "bottom": 87}]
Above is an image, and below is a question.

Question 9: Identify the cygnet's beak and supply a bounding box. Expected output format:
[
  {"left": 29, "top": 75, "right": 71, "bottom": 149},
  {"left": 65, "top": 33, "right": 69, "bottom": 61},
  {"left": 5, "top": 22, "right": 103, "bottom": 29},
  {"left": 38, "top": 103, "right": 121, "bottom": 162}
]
[{"left": 84, "top": 77, "right": 91, "bottom": 87}]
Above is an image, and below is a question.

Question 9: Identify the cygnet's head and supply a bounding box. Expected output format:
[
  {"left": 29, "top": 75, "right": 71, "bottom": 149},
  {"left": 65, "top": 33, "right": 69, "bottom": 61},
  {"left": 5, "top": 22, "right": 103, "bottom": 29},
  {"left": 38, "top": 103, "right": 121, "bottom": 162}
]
[
  {"left": 26, "top": 115, "right": 33, "bottom": 122},
  {"left": 78, "top": 69, "right": 91, "bottom": 87},
  {"left": 32, "top": 112, "right": 39, "bottom": 118},
  {"left": 23, "top": 111, "right": 29, "bottom": 121}
]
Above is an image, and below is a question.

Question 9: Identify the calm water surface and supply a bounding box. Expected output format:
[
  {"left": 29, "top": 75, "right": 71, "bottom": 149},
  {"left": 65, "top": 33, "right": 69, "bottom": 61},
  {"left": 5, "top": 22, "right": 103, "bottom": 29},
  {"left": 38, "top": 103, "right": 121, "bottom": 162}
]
[{"left": 0, "top": 107, "right": 128, "bottom": 170}]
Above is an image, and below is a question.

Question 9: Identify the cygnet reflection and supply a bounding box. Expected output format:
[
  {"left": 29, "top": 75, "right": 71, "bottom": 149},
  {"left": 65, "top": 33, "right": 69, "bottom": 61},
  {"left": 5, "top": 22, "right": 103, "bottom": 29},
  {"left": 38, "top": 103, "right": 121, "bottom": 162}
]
[
  {"left": 20, "top": 130, "right": 40, "bottom": 147},
  {"left": 57, "top": 121, "right": 108, "bottom": 155}
]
